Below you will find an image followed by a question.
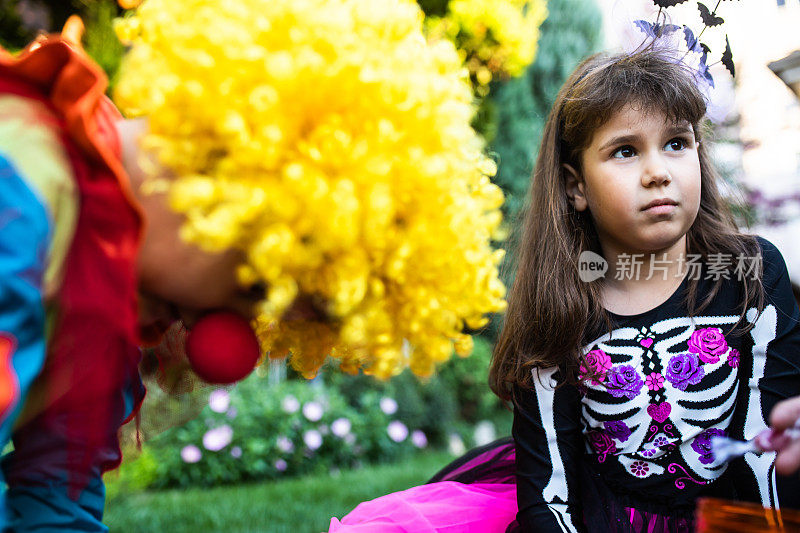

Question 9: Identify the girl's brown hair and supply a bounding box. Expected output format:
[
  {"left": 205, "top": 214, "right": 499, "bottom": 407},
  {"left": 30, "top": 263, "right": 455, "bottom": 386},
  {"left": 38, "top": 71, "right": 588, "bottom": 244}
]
[{"left": 489, "top": 49, "right": 764, "bottom": 401}]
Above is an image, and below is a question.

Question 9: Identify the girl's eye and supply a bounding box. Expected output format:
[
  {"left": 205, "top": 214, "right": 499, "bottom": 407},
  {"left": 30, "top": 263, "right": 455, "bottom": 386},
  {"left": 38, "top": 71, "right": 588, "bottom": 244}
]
[
  {"left": 665, "top": 138, "right": 688, "bottom": 151},
  {"left": 612, "top": 146, "right": 636, "bottom": 159}
]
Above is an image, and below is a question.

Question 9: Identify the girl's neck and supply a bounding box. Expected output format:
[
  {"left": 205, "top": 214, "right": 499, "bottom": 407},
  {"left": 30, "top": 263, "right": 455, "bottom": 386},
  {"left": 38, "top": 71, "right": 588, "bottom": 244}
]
[{"left": 599, "top": 236, "right": 688, "bottom": 315}]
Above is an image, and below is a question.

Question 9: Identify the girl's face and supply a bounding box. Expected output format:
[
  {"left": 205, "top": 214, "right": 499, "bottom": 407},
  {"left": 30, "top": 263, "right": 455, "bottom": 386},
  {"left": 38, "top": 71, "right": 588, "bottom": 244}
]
[{"left": 564, "top": 104, "right": 702, "bottom": 257}]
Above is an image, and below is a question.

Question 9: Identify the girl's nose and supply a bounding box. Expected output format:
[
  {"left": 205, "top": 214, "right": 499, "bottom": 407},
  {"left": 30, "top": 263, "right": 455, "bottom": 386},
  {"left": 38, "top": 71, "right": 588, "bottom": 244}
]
[{"left": 641, "top": 154, "right": 671, "bottom": 187}]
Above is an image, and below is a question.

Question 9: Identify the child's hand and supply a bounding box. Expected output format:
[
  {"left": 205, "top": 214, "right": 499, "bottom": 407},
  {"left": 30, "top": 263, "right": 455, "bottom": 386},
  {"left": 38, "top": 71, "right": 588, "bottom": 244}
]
[{"left": 770, "top": 396, "right": 800, "bottom": 475}]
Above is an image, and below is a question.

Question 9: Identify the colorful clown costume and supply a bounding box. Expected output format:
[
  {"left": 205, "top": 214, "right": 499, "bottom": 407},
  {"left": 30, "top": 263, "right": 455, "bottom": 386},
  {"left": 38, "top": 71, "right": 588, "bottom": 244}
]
[{"left": 0, "top": 36, "right": 145, "bottom": 531}]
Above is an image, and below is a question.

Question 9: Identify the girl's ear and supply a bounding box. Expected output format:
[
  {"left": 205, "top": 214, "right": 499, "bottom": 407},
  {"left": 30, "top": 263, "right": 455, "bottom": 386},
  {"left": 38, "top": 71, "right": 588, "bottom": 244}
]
[{"left": 563, "top": 163, "right": 588, "bottom": 212}]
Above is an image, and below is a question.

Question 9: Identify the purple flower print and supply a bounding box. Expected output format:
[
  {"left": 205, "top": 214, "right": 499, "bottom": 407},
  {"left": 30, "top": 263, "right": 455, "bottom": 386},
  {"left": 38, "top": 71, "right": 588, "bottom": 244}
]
[
  {"left": 645, "top": 372, "right": 665, "bottom": 391},
  {"left": 587, "top": 430, "right": 617, "bottom": 462},
  {"left": 688, "top": 327, "right": 728, "bottom": 364},
  {"left": 665, "top": 353, "right": 705, "bottom": 391},
  {"left": 727, "top": 348, "right": 740, "bottom": 368},
  {"left": 630, "top": 460, "right": 650, "bottom": 477},
  {"left": 603, "top": 420, "right": 632, "bottom": 442},
  {"left": 605, "top": 365, "right": 644, "bottom": 400},
  {"left": 579, "top": 349, "right": 612, "bottom": 385},
  {"left": 653, "top": 435, "right": 671, "bottom": 448},
  {"left": 691, "top": 428, "right": 725, "bottom": 464}
]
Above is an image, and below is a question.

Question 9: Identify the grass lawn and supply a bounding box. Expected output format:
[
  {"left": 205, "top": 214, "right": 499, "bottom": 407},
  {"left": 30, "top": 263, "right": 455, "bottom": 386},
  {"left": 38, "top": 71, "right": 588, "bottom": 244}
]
[{"left": 104, "top": 450, "right": 455, "bottom": 533}]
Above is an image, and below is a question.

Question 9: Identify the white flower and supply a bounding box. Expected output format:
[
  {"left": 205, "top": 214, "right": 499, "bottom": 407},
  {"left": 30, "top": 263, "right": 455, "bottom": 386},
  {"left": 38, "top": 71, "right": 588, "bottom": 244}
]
[
  {"left": 387, "top": 420, "right": 408, "bottom": 442},
  {"left": 380, "top": 397, "right": 398, "bottom": 415},
  {"left": 473, "top": 420, "right": 496, "bottom": 446},
  {"left": 276, "top": 435, "right": 294, "bottom": 453},
  {"left": 411, "top": 430, "right": 428, "bottom": 448},
  {"left": 202, "top": 425, "right": 233, "bottom": 451},
  {"left": 303, "top": 429, "right": 323, "bottom": 450},
  {"left": 208, "top": 389, "right": 231, "bottom": 413},
  {"left": 448, "top": 433, "right": 465, "bottom": 456},
  {"left": 274, "top": 459, "right": 288, "bottom": 472},
  {"left": 302, "top": 400, "right": 324, "bottom": 422},
  {"left": 282, "top": 394, "right": 300, "bottom": 413},
  {"left": 230, "top": 446, "right": 242, "bottom": 458},
  {"left": 181, "top": 445, "right": 202, "bottom": 463},
  {"left": 331, "top": 418, "right": 352, "bottom": 438}
]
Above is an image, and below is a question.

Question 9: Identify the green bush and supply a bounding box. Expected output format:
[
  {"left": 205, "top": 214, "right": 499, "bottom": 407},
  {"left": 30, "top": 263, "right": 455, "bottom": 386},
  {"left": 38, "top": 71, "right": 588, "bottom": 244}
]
[
  {"left": 125, "top": 375, "right": 428, "bottom": 490},
  {"left": 325, "top": 366, "right": 458, "bottom": 448},
  {"left": 438, "top": 336, "right": 511, "bottom": 430}
]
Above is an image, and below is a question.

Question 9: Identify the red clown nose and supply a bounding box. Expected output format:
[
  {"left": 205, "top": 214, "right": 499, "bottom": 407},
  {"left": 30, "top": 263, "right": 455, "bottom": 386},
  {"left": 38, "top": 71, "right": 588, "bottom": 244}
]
[{"left": 186, "top": 311, "right": 261, "bottom": 384}]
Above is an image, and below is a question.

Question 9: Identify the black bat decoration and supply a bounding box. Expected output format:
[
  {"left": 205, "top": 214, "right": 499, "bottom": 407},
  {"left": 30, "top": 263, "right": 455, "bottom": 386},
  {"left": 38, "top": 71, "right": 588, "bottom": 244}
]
[
  {"left": 697, "top": 2, "right": 724, "bottom": 26},
  {"left": 721, "top": 35, "right": 734, "bottom": 77},
  {"left": 700, "top": 43, "right": 711, "bottom": 55},
  {"left": 652, "top": 0, "right": 689, "bottom": 7}
]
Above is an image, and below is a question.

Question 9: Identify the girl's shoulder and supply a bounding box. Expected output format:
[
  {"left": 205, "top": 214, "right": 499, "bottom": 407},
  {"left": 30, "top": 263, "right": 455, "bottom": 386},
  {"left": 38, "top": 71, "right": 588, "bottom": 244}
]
[{"left": 753, "top": 235, "right": 791, "bottom": 289}]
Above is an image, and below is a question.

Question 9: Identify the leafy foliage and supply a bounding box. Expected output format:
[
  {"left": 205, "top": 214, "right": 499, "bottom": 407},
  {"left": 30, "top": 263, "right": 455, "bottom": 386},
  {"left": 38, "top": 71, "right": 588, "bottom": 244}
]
[{"left": 485, "top": 0, "right": 603, "bottom": 338}]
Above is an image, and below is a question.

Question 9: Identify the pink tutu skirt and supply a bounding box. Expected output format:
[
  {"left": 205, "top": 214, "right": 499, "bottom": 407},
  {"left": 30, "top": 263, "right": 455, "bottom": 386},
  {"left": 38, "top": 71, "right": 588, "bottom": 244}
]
[
  {"left": 329, "top": 438, "right": 519, "bottom": 532},
  {"left": 327, "top": 437, "right": 696, "bottom": 533},
  {"left": 328, "top": 481, "right": 517, "bottom": 532}
]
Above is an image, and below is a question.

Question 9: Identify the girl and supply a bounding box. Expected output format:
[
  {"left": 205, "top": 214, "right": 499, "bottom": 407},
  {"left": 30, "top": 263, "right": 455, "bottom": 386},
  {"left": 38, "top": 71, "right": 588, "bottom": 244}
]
[
  {"left": 490, "top": 48, "right": 800, "bottom": 531},
  {"left": 329, "top": 48, "right": 800, "bottom": 533}
]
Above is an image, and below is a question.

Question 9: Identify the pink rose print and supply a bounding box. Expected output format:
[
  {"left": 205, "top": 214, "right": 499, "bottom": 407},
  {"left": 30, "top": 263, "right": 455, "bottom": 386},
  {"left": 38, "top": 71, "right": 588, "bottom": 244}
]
[
  {"left": 645, "top": 372, "right": 664, "bottom": 391},
  {"left": 630, "top": 460, "right": 650, "bottom": 477},
  {"left": 687, "top": 327, "right": 728, "bottom": 364},
  {"left": 587, "top": 430, "right": 617, "bottom": 463},
  {"left": 727, "top": 348, "right": 740, "bottom": 368},
  {"left": 579, "top": 349, "right": 612, "bottom": 385}
]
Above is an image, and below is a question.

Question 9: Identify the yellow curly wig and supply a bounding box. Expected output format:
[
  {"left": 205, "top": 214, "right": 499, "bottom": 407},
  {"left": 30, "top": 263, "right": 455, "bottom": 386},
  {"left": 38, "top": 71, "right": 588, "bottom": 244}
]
[{"left": 114, "top": 0, "right": 507, "bottom": 379}]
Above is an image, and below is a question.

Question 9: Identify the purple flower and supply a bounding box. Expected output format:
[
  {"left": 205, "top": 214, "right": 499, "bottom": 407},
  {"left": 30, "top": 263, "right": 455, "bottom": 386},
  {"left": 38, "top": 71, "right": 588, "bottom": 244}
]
[
  {"left": 688, "top": 327, "right": 728, "bottom": 364},
  {"left": 202, "top": 425, "right": 233, "bottom": 451},
  {"left": 302, "top": 401, "right": 324, "bottom": 422},
  {"left": 230, "top": 446, "right": 242, "bottom": 458},
  {"left": 587, "top": 430, "right": 617, "bottom": 462},
  {"left": 603, "top": 420, "right": 632, "bottom": 442},
  {"left": 208, "top": 389, "right": 231, "bottom": 413},
  {"left": 331, "top": 418, "right": 352, "bottom": 438},
  {"left": 387, "top": 421, "right": 408, "bottom": 443},
  {"left": 303, "top": 429, "right": 323, "bottom": 451},
  {"left": 692, "top": 428, "right": 725, "bottom": 464},
  {"left": 579, "top": 349, "right": 612, "bottom": 385},
  {"left": 605, "top": 365, "right": 644, "bottom": 399},
  {"left": 630, "top": 460, "right": 650, "bottom": 477},
  {"left": 727, "top": 348, "right": 740, "bottom": 368},
  {"left": 181, "top": 445, "right": 202, "bottom": 463},
  {"left": 276, "top": 435, "right": 294, "bottom": 453},
  {"left": 411, "top": 430, "right": 428, "bottom": 448},
  {"left": 281, "top": 395, "right": 300, "bottom": 413},
  {"left": 653, "top": 435, "right": 670, "bottom": 448},
  {"left": 274, "top": 459, "right": 288, "bottom": 472},
  {"left": 380, "top": 397, "right": 398, "bottom": 415},
  {"left": 665, "top": 353, "right": 705, "bottom": 391}
]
